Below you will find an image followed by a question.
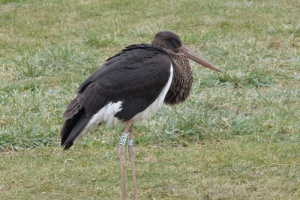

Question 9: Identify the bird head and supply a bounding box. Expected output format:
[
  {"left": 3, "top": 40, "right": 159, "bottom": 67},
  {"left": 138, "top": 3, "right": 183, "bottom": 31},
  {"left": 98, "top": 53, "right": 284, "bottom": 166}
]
[{"left": 152, "top": 31, "right": 220, "bottom": 72}]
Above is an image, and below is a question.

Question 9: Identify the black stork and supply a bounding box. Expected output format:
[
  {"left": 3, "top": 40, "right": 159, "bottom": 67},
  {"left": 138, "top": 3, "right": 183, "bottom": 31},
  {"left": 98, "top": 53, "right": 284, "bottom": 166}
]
[{"left": 60, "top": 31, "right": 220, "bottom": 199}]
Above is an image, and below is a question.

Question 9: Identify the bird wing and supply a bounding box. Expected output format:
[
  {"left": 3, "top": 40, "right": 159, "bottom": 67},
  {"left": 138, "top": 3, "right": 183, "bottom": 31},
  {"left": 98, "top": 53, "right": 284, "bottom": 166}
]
[{"left": 63, "top": 44, "right": 172, "bottom": 121}]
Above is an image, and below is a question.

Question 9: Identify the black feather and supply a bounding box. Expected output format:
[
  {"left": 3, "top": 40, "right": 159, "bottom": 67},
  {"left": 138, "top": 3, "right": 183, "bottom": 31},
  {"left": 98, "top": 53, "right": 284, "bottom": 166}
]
[
  {"left": 61, "top": 44, "right": 173, "bottom": 149},
  {"left": 61, "top": 109, "right": 90, "bottom": 150}
]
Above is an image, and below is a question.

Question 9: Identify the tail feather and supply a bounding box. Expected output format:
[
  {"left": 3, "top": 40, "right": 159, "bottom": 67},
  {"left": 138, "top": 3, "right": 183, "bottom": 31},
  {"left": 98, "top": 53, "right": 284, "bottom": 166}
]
[
  {"left": 60, "top": 109, "right": 90, "bottom": 150},
  {"left": 63, "top": 98, "right": 82, "bottom": 120}
]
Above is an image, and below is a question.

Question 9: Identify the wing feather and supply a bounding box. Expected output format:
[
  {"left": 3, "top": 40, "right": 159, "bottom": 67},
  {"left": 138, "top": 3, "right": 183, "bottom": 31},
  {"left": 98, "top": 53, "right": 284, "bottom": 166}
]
[{"left": 61, "top": 44, "right": 172, "bottom": 149}]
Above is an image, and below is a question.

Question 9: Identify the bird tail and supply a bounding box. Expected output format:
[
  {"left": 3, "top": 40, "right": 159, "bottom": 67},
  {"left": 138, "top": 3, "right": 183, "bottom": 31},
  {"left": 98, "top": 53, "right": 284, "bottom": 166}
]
[{"left": 60, "top": 108, "right": 90, "bottom": 150}]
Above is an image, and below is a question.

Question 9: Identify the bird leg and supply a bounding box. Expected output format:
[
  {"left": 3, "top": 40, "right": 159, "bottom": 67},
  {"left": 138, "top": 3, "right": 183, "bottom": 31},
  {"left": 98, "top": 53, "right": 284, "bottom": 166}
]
[
  {"left": 118, "top": 121, "right": 134, "bottom": 200},
  {"left": 119, "top": 132, "right": 127, "bottom": 200},
  {"left": 128, "top": 124, "right": 138, "bottom": 200}
]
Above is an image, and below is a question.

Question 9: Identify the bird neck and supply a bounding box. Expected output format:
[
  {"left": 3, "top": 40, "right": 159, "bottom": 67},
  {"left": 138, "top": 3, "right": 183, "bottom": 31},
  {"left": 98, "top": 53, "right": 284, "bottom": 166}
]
[
  {"left": 151, "top": 39, "right": 165, "bottom": 49},
  {"left": 164, "top": 50, "right": 194, "bottom": 105},
  {"left": 150, "top": 43, "right": 194, "bottom": 104}
]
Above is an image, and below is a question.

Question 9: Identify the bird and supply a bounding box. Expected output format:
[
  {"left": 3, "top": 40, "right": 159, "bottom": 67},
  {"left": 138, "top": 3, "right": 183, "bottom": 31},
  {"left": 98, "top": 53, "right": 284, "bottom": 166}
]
[{"left": 60, "top": 31, "right": 220, "bottom": 200}]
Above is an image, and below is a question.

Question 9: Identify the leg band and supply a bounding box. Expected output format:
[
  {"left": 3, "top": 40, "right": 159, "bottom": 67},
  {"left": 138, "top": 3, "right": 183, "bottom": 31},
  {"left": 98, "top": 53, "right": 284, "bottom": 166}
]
[
  {"left": 128, "top": 139, "right": 134, "bottom": 146},
  {"left": 119, "top": 133, "right": 128, "bottom": 146}
]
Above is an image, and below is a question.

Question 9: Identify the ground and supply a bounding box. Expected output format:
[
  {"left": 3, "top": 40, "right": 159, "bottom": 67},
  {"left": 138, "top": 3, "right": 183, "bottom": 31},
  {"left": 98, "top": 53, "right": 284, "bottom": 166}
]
[{"left": 0, "top": 0, "right": 299, "bottom": 199}]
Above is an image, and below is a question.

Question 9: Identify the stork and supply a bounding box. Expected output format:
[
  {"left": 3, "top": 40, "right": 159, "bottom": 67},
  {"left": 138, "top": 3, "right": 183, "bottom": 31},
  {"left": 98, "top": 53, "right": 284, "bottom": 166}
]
[{"left": 60, "top": 31, "right": 220, "bottom": 199}]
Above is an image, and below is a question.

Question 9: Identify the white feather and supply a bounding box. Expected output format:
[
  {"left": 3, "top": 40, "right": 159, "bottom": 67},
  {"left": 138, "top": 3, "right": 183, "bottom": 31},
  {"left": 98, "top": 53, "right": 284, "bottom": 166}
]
[
  {"left": 75, "top": 64, "right": 173, "bottom": 140},
  {"left": 132, "top": 64, "right": 173, "bottom": 121},
  {"left": 75, "top": 101, "right": 123, "bottom": 141}
]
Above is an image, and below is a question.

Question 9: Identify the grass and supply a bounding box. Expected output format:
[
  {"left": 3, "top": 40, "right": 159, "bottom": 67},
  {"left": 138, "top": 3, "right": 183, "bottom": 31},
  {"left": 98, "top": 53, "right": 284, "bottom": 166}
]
[
  {"left": 0, "top": 0, "right": 300, "bottom": 199},
  {"left": 1, "top": 142, "right": 300, "bottom": 199}
]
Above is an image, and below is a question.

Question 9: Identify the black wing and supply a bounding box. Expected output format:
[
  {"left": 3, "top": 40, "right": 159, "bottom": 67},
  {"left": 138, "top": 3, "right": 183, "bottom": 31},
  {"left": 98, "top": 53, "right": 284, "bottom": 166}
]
[{"left": 61, "top": 44, "right": 172, "bottom": 150}]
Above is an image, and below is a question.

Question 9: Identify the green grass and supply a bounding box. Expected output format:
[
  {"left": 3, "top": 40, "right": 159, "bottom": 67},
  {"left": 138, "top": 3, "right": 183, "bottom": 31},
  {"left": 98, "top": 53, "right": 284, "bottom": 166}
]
[
  {"left": 1, "top": 142, "right": 300, "bottom": 199},
  {"left": 0, "top": 0, "right": 300, "bottom": 199}
]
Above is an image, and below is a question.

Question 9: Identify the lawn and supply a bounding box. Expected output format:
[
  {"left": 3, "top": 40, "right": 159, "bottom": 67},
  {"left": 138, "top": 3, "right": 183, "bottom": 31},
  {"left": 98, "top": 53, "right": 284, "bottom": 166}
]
[{"left": 1, "top": 0, "right": 300, "bottom": 199}]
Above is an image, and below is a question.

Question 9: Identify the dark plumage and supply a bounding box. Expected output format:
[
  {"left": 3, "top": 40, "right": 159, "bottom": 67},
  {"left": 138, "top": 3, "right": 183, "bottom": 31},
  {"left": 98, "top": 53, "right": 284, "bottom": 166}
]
[
  {"left": 61, "top": 44, "right": 172, "bottom": 150},
  {"left": 60, "top": 31, "right": 220, "bottom": 199}
]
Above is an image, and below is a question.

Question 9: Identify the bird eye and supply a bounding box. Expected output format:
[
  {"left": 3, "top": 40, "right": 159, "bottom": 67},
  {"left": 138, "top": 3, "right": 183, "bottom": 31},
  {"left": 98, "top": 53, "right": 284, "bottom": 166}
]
[
  {"left": 170, "top": 39, "right": 179, "bottom": 48},
  {"left": 171, "top": 39, "right": 178, "bottom": 45}
]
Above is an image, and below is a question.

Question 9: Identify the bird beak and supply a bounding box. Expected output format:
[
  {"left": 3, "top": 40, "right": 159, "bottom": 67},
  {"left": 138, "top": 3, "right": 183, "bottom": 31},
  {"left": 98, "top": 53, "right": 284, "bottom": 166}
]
[{"left": 179, "top": 45, "right": 221, "bottom": 72}]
